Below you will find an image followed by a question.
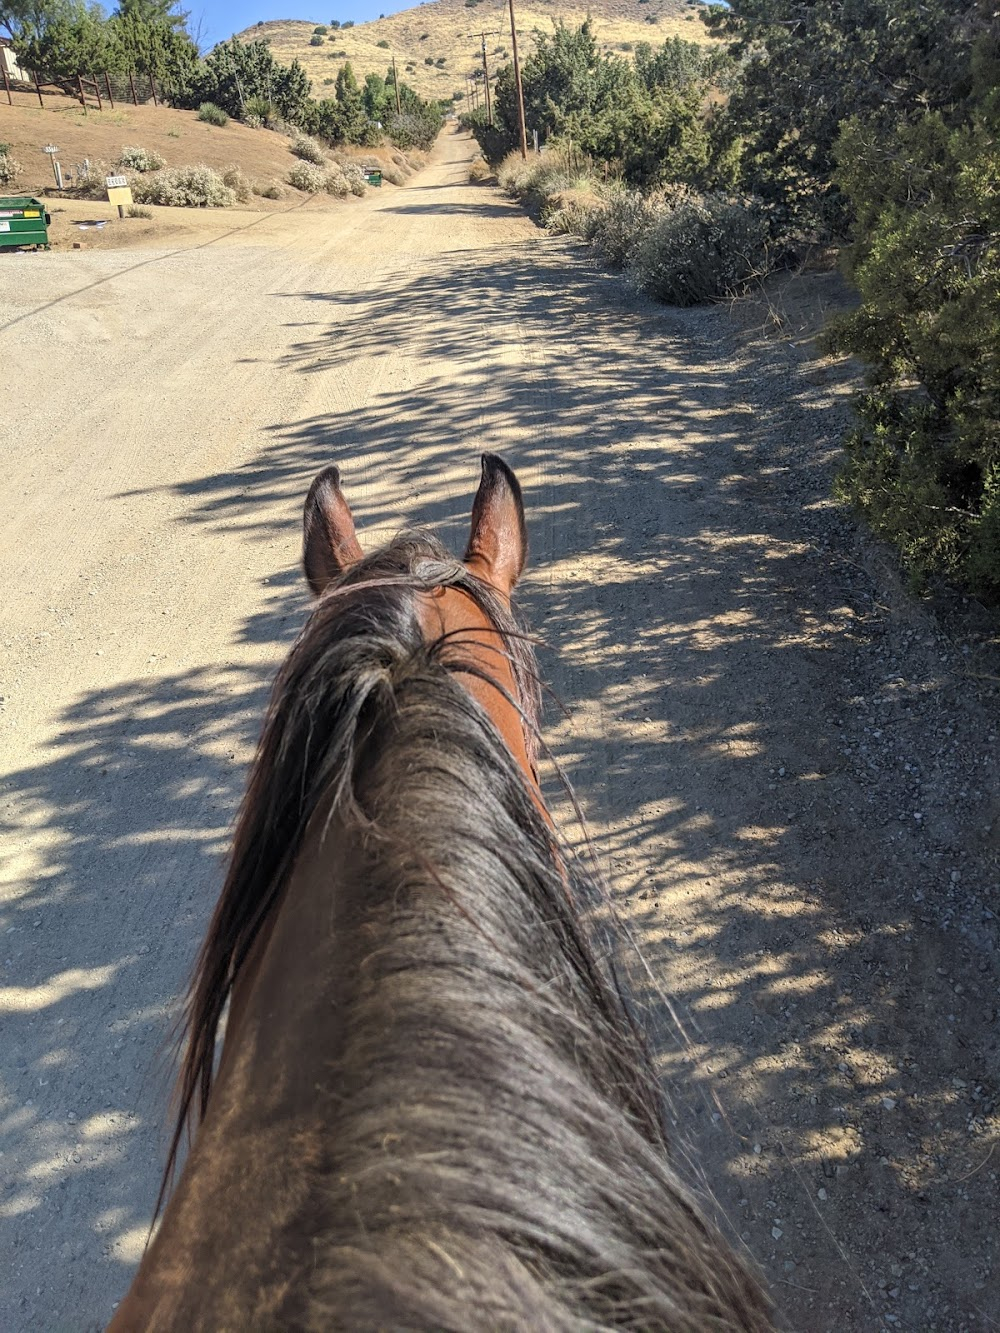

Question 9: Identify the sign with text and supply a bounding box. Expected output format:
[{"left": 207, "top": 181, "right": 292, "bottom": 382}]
[{"left": 105, "top": 175, "right": 128, "bottom": 188}]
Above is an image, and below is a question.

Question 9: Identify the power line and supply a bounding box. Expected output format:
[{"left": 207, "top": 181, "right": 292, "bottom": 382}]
[{"left": 466, "top": 28, "right": 499, "bottom": 127}]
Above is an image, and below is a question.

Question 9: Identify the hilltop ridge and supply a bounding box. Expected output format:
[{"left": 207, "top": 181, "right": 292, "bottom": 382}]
[{"left": 238, "top": 0, "right": 710, "bottom": 103}]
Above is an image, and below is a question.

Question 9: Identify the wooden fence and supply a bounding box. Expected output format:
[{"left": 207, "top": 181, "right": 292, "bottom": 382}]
[{"left": 1, "top": 65, "right": 160, "bottom": 111}]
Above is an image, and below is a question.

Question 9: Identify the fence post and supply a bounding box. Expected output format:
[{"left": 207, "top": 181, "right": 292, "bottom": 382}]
[
  {"left": 2, "top": 60, "right": 11, "bottom": 106},
  {"left": 92, "top": 75, "right": 102, "bottom": 111},
  {"left": 149, "top": 72, "right": 157, "bottom": 106},
  {"left": 104, "top": 71, "right": 114, "bottom": 108},
  {"left": 34, "top": 68, "right": 44, "bottom": 108},
  {"left": 77, "top": 72, "right": 87, "bottom": 110}
]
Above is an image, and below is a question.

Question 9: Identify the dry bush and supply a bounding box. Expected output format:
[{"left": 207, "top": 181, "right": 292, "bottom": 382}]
[
  {"left": 381, "top": 164, "right": 404, "bottom": 186},
  {"left": 70, "top": 158, "right": 116, "bottom": 199},
  {"left": 222, "top": 164, "right": 252, "bottom": 203},
  {"left": 131, "top": 166, "right": 236, "bottom": 208},
  {"left": 323, "top": 168, "right": 350, "bottom": 197},
  {"left": 253, "top": 180, "right": 284, "bottom": 199},
  {"left": 339, "top": 161, "right": 367, "bottom": 196},
  {"left": 469, "top": 155, "right": 492, "bottom": 183},
  {"left": 582, "top": 189, "right": 654, "bottom": 268},
  {"left": 0, "top": 148, "right": 21, "bottom": 188},
  {"left": 290, "top": 133, "right": 326, "bottom": 166},
  {"left": 115, "top": 146, "right": 165, "bottom": 172},
  {"left": 126, "top": 204, "right": 153, "bottom": 219},
  {"left": 288, "top": 161, "right": 326, "bottom": 192},
  {"left": 544, "top": 187, "right": 603, "bottom": 235},
  {"left": 628, "top": 191, "right": 772, "bottom": 304}
]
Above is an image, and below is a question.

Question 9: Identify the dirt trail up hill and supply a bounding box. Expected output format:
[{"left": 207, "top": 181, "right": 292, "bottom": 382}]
[{"left": 1, "top": 128, "right": 998, "bottom": 1332}]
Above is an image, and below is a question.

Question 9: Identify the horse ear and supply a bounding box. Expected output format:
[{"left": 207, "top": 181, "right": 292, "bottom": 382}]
[
  {"left": 463, "top": 453, "right": 527, "bottom": 597},
  {"left": 303, "top": 465, "right": 364, "bottom": 596}
]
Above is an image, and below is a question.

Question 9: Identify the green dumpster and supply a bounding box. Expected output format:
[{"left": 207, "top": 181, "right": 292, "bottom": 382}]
[
  {"left": 364, "top": 169, "right": 382, "bottom": 188},
  {"left": 0, "top": 197, "right": 52, "bottom": 251}
]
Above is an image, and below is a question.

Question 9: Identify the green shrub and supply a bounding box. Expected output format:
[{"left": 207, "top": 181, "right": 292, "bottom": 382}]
[
  {"left": 0, "top": 148, "right": 21, "bottom": 188},
  {"left": 291, "top": 133, "right": 326, "bottom": 165},
  {"left": 377, "top": 39, "right": 389, "bottom": 48},
  {"left": 828, "top": 108, "right": 1000, "bottom": 601},
  {"left": 310, "top": 34, "right": 324, "bottom": 46},
  {"left": 385, "top": 107, "right": 443, "bottom": 151},
  {"left": 131, "top": 165, "right": 236, "bottom": 207},
  {"left": 628, "top": 191, "right": 771, "bottom": 304},
  {"left": 197, "top": 102, "right": 229, "bottom": 127},
  {"left": 288, "top": 161, "right": 326, "bottom": 192},
  {"left": 313, "top": 24, "right": 327, "bottom": 34}
]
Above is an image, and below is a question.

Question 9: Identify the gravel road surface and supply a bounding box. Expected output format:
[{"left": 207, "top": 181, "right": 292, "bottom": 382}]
[{"left": 2, "top": 128, "right": 998, "bottom": 1331}]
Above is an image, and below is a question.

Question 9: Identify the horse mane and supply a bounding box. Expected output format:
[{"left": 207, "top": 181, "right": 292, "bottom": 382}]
[
  {"left": 161, "top": 531, "right": 772, "bottom": 1329},
  {"left": 163, "top": 533, "right": 544, "bottom": 1194}
]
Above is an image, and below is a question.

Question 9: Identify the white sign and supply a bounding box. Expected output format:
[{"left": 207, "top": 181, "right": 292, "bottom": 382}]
[
  {"left": 43, "top": 145, "right": 60, "bottom": 154},
  {"left": 105, "top": 175, "right": 128, "bottom": 188},
  {"left": 0, "top": 222, "right": 10, "bottom": 232}
]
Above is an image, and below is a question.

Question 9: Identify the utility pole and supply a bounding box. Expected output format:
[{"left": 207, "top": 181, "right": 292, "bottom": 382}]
[
  {"left": 508, "top": 0, "right": 528, "bottom": 159},
  {"left": 466, "top": 29, "right": 498, "bottom": 127},
  {"left": 391, "top": 55, "right": 401, "bottom": 115}
]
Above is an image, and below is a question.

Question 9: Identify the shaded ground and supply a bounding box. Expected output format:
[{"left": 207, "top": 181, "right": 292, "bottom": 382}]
[{"left": 0, "top": 128, "right": 997, "bottom": 1331}]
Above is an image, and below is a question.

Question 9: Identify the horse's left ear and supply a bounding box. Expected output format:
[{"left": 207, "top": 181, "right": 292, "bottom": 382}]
[
  {"left": 463, "top": 453, "right": 527, "bottom": 597},
  {"left": 303, "top": 465, "right": 364, "bottom": 596}
]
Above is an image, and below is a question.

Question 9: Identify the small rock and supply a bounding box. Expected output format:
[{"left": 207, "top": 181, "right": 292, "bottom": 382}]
[
  {"left": 817, "top": 1188, "right": 828, "bottom": 1201},
  {"left": 882, "top": 1097, "right": 897, "bottom": 1111},
  {"left": 771, "top": 1227, "right": 783, "bottom": 1241}
]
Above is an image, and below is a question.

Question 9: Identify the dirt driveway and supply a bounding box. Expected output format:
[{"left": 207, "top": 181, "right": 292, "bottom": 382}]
[{"left": 1, "top": 128, "right": 997, "bottom": 1331}]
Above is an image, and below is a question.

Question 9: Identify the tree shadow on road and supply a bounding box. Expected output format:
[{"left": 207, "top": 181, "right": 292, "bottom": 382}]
[{"left": 4, "top": 234, "right": 997, "bottom": 1332}]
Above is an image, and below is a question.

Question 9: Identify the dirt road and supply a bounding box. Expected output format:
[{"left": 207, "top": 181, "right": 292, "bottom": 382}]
[{"left": 2, "top": 129, "right": 998, "bottom": 1331}]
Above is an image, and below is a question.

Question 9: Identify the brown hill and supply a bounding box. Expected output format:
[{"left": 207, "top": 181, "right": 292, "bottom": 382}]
[{"left": 239, "top": 0, "right": 712, "bottom": 105}]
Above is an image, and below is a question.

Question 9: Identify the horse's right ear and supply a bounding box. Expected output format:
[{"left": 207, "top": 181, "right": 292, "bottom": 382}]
[{"left": 303, "top": 466, "right": 364, "bottom": 596}]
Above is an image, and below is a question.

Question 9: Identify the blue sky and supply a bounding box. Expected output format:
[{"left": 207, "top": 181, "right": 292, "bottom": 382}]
[{"left": 195, "top": 1, "right": 405, "bottom": 47}]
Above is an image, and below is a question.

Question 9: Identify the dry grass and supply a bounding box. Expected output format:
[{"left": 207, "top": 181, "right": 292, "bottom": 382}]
[
  {"left": 469, "top": 155, "right": 493, "bottom": 182},
  {"left": 0, "top": 99, "right": 428, "bottom": 217},
  {"left": 0, "top": 101, "right": 311, "bottom": 203},
  {"left": 242, "top": 0, "right": 712, "bottom": 105}
]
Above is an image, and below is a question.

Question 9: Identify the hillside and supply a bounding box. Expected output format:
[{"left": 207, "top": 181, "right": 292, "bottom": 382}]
[{"left": 238, "top": 0, "right": 712, "bottom": 104}]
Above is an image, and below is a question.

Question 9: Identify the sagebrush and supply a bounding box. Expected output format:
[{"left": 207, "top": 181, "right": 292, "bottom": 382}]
[
  {"left": 287, "top": 161, "right": 325, "bottom": 192},
  {"left": 0, "top": 148, "right": 21, "bottom": 188},
  {"left": 290, "top": 133, "right": 326, "bottom": 166},
  {"left": 115, "top": 146, "right": 165, "bottom": 172},
  {"left": 131, "top": 165, "right": 235, "bottom": 207}
]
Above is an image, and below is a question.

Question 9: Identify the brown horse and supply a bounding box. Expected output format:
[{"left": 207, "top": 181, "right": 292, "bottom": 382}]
[{"left": 110, "top": 455, "right": 772, "bottom": 1331}]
